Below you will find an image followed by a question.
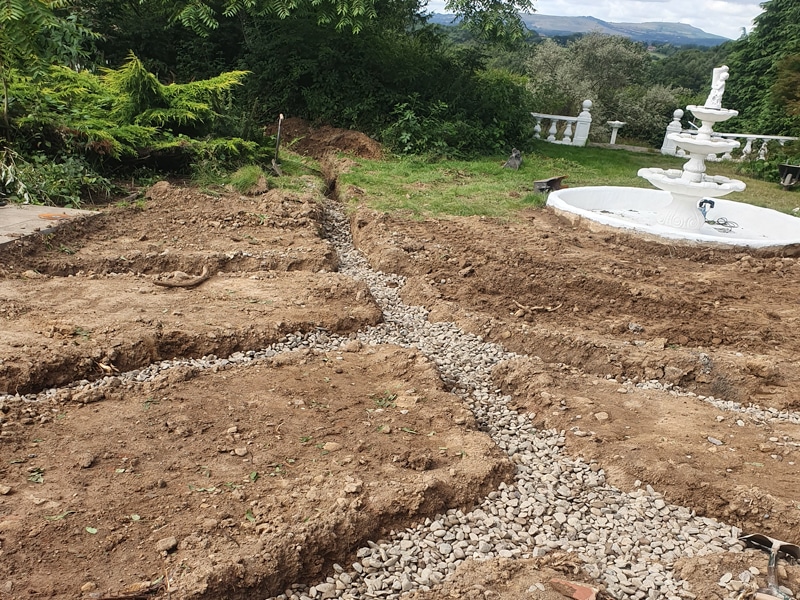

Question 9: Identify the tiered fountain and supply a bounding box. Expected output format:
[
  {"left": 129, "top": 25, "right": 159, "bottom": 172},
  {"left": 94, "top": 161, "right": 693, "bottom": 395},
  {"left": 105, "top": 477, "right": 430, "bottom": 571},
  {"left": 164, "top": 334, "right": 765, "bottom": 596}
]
[
  {"left": 638, "top": 66, "right": 745, "bottom": 230},
  {"left": 546, "top": 66, "right": 800, "bottom": 248}
]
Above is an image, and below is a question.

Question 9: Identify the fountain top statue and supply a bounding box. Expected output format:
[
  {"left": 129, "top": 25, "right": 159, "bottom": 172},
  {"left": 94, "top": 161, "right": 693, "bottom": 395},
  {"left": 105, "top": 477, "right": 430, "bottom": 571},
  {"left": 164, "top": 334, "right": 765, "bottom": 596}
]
[{"left": 704, "top": 65, "right": 729, "bottom": 110}]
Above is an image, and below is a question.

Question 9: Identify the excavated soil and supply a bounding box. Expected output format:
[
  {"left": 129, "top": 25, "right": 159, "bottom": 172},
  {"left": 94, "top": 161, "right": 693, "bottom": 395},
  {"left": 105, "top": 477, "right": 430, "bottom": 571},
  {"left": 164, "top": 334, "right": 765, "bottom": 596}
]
[{"left": 1, "top": 123, "right": 800, "bottom": 600}]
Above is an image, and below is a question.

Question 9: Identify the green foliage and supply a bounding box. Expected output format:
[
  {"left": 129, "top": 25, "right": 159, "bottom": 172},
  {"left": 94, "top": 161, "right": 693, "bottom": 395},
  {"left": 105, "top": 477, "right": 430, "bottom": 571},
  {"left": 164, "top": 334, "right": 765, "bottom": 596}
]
[
  {"left": 379, "top": 67, "right": 535, "bottom": 158},
  {"left": 735, "top": 140, "right": 800, "bottom": 185},
  {"left": 526, "top": 33, "right": 651, "bottom": 120},
  {"left": 132, "top": 0, "right": 532, "bottom": 40},
  {"left": 381, "top": 99, "right": 468, "bottom": 157},
  {"left": 241, "top": 15, "right": 535, "bottom": 157},
  {"left": 725, "top": 0, "right": 800, "bottom": 135},
  {"left": 0, "top": 0, "right": 68, "bottom": 74},
  {"left": 647, "top": 44, "right": 733, "bottom": 93},
  {"left": 772, "top": 54, "right": 800, "bottom": 117},
  {"left": 0, "top": 0, "right": 98, "bottom": 128},
  {"left": 0, "top": 148, "right": 34, "bottom": 203},
  {"left": 1, "top": 148, "right": 111, "bottom": 206},
  {"left": 615, "top": 84, "right": 692, "bottom": 146},
  {"left": 444, "top": 0, "right": 534, "bottom": 44},
  {"left": 16, "top": 153, "right": 113, "bottom": 207},
  {"left": 104, "top": 53, "right": 249, "bottom": 132},
  {"left": 3, "top": 51, "right": 261, "bottom": 205}
]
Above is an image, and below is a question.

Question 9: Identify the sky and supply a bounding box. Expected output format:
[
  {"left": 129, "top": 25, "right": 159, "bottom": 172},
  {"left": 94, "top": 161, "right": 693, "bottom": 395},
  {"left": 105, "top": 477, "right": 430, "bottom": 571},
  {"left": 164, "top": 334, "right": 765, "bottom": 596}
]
[{"left": 428, "top": 0, "right": 766, "bottom": 41}]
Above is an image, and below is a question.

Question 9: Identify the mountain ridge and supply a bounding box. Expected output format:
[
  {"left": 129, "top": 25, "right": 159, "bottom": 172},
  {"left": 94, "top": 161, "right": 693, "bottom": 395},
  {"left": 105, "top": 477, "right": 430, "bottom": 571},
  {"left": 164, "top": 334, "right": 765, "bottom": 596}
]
[{"left": 428, "top": 13, "right": 730, "bottom": 46}]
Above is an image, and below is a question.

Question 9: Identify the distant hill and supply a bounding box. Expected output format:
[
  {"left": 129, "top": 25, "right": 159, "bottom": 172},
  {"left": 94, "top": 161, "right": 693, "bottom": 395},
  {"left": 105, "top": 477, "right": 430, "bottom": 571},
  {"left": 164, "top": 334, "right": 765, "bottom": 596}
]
[{"left": 428, "top": 13, "right": 730, "bottom": 46}]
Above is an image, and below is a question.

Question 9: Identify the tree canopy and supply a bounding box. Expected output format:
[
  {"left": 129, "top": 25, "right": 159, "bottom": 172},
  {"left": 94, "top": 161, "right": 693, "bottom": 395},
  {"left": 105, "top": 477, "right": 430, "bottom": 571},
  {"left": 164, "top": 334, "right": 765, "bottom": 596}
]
[
  {"left": 128, "top": 0, "right": 533, "bottom": 40},
  {"left": 725, "top": 0, "right": 800, "bottom": 135}
]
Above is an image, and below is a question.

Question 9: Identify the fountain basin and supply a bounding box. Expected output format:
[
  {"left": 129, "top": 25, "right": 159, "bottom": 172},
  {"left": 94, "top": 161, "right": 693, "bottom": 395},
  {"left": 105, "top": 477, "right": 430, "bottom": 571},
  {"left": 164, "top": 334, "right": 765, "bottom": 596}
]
[
  {"left": 546, "top": 186, "right": 800, "bottom": 248},
  {"left": 686, "top": 105, "right": 738, "bottom": 124},
  {"left": 666, "top": 132, "right": 740, "bottom": 157},
  {"left": 638, "top": 168, "right": 746, "bottom": 197}
]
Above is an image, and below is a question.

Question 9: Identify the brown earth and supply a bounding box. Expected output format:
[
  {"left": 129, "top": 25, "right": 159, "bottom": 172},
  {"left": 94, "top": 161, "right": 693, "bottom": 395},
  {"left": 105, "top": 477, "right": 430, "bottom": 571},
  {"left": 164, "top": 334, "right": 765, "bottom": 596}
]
[{"left": 1, "top": 122, "right": 800, "bottom": 600}]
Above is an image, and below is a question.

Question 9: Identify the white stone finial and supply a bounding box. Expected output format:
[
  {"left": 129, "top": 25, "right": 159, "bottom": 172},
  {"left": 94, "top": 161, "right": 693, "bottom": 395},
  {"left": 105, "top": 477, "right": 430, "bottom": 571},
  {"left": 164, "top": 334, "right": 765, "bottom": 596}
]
[{"left": 704, "top": 66, "right": 729, "bottom": 110}]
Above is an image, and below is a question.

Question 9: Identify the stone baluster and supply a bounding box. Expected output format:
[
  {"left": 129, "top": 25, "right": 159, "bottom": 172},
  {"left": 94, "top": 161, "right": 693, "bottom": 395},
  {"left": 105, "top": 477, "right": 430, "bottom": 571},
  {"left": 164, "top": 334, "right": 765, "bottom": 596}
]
[
  {"left": 740, "top": 137, "right": 755, "bottom": 160},
  {"left": 547, "top": 120, "right": 559, "bottom": 142},
  {"left": 562, "top": 121, "right": 573, "bottom": 144},
  {"left": 572, "top": 100, "right": 592, "bottom": 147},
  {"left": 533, "top": 117, "right": 542, "bottom": 139},
  {"left": 758, "top": 139, "right": 768, "bottom": 160}
]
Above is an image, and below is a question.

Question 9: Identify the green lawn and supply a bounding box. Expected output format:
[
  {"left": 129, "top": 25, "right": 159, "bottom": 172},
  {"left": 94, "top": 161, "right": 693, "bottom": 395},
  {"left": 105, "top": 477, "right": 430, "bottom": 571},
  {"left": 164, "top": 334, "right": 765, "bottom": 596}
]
[{"left": 336, "top": 141, "right": 800, "bottom": 219}]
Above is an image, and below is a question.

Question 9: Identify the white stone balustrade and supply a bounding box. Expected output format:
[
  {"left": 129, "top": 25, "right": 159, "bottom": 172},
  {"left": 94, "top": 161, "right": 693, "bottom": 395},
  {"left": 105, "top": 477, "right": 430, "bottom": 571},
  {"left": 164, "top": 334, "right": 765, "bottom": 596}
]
[
  {"left": 661, "top": 111, "right": 797, "bottom": 161},
  {"left": 531, "top": 100, "right": 593, "bottom": 147}
]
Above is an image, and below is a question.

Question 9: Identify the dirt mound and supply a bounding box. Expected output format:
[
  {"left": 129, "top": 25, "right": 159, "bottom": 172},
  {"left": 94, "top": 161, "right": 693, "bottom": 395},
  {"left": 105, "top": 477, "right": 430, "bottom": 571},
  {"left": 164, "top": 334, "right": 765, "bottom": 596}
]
[{"left": 267, "top": 117, "right": 383, "bottom": 160}]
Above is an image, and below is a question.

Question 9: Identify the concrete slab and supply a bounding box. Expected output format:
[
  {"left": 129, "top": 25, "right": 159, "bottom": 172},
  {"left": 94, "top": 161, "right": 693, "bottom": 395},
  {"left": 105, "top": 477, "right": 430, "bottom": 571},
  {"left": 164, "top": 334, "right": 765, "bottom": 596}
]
[{"left": 0, "top": 204, "right": 99, "bottom": 247}]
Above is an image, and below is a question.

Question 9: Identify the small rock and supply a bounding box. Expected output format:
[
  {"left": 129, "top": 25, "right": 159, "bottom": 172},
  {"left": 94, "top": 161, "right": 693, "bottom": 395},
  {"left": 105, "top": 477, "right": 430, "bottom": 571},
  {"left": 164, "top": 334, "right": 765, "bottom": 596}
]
[
  {"left": 156, "top": 536, "right": 178, "bottom": 553},
  {"left": 343, "top": 481, "right": 362, "bottom": 494},
  {"left": 73, "top": 388, "right": 106, "bottom": 404},
  {"left": 707, "top": 436, "right": 724, "bottom": 446},
  {"left": 77, "top": 453, "right": 95, "bottom": 469},
  {"left": 201, "top": 519, "right": 218, "bottom": 532},
  {"left": 0, "top": 485, "right": 11, "bottom": 495},
  {"left": 322, "top": 442, "right": 342, "bottom": 452},
  {"left": 342, "top": 340, "right": 362, "bottom": 352},
  {"left": 550, "top": 578, "right": 598, "bottom": 600},
  {"left": 594, "top": 412, "right": 609, "bottom": 421},
  {"left": 234, "top": 447, "right": 248, "bottom": 456},
  {"left": 80, "top": 582, "right": 97, "bottom": 593}
]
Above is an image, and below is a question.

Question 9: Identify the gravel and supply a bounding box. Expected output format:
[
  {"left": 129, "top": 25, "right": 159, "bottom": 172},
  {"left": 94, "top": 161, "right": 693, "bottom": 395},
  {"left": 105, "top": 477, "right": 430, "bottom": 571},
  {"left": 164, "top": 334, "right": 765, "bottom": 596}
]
[{"left": 2, "top": 200, "right": 795, "bottom": 599}]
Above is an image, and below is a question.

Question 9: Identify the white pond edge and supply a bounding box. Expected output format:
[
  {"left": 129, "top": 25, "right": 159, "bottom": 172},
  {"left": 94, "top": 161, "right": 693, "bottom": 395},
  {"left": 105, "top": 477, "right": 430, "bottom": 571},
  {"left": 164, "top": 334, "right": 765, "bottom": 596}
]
[{"left": 546, "top": 186, "right": 800, "bottom": 249}]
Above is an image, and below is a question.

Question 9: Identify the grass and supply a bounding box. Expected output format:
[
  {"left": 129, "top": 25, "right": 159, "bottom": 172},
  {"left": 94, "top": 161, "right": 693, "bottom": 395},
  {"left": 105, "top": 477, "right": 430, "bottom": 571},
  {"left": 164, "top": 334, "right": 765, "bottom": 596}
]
[
  {"left": 229, "top": 165, "right": 266, "bottom": 194},
  {"left": 336, "top": 140, "right": 800, "bottom": 218}
]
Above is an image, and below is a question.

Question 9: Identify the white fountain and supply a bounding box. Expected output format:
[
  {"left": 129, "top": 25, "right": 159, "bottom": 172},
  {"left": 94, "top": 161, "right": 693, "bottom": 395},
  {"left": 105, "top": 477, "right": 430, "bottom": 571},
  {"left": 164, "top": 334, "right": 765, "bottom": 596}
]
[{"left": 546, "top": 66, "right": 800, "bottom": 248}]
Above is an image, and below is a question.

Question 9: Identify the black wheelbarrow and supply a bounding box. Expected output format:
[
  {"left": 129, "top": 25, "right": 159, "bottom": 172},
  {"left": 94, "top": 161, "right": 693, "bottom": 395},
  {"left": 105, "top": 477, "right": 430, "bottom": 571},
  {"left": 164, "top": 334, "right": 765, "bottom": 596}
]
[{"left": 778, "top": 163, "right": 800, "bottom": 190}]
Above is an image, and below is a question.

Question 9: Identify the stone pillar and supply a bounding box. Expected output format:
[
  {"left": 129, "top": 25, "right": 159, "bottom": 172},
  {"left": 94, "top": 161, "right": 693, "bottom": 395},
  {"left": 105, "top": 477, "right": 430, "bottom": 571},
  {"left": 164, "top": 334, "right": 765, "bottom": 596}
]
[
  {"left": 661, "top": 109, "right": 684, "bottom": 156},
  {"left": 572, "top": 100, "right": 593, "bottom": 147}
]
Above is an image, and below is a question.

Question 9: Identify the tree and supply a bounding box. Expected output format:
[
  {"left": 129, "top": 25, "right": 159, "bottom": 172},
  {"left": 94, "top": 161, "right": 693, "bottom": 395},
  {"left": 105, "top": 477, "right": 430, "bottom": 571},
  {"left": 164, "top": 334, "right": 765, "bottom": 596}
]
[
  {"left": 131, "top": 0, "right": 533, "bottom": 41},
  {"left": 725, "top": 0, "right": 800, "bottom": 135},
  {"left": 524, "top": 33, "right": 693, "bottom": 143},
  {"left": 647, "top": 44, "right": 733, "bottom": 94},
  {"left": 525, "top": 33, "right": 650, "bottom": 119},
  {"left": 0, "top": 0, "right": 95, "bottom": 130},
  {"left": 772, "top": 54, "right": 800, "bottom": 117}
]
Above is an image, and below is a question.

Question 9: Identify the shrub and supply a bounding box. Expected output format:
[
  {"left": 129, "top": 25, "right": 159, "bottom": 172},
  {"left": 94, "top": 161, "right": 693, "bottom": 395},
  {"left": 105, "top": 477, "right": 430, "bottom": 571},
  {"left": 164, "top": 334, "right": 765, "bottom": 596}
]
[{"left": 4, "top": 153, "right": 113, "bottom": 208}]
